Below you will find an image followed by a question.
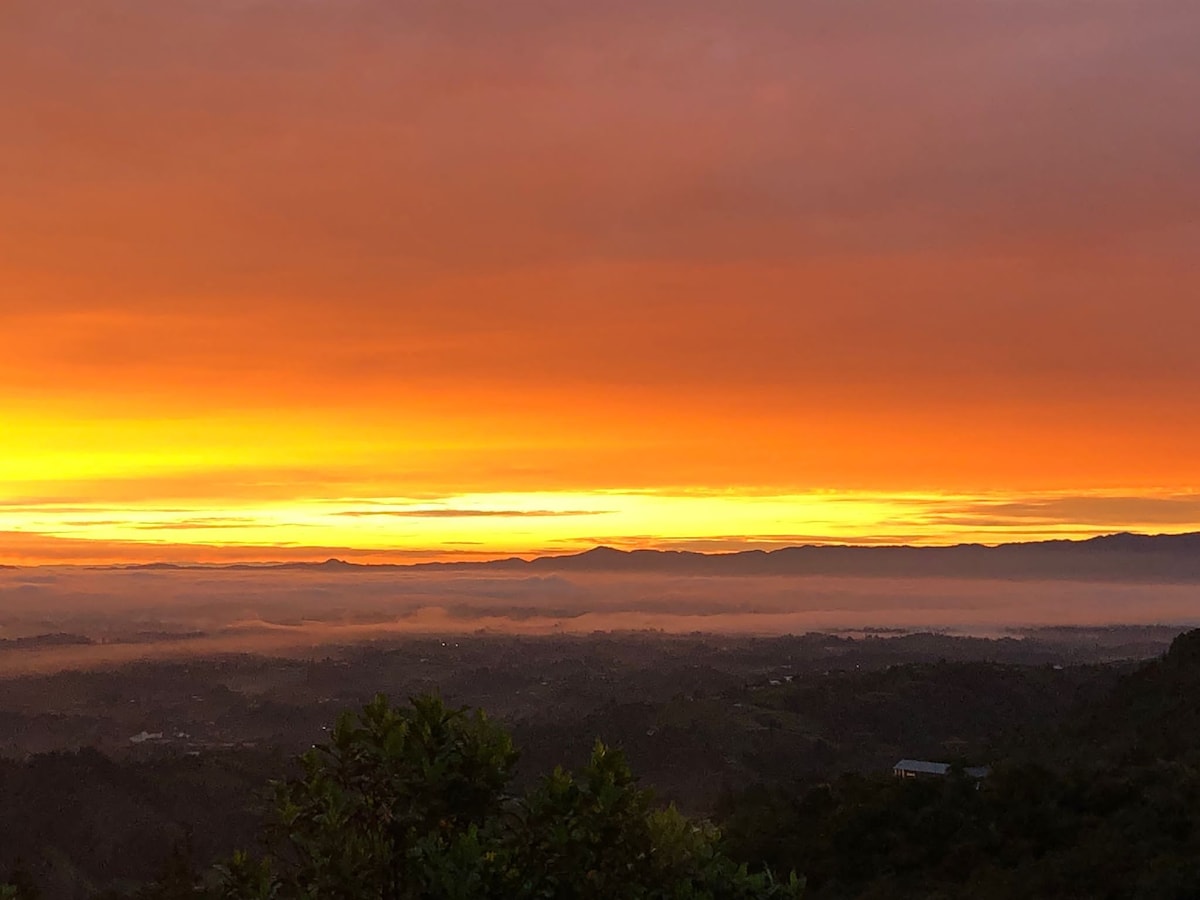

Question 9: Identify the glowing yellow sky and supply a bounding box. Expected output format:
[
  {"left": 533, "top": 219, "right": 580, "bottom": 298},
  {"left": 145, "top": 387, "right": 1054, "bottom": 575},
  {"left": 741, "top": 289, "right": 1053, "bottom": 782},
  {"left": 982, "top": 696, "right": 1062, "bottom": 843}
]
[{"left": 2, "top": 1, "right": 1199, "bottom": 564}]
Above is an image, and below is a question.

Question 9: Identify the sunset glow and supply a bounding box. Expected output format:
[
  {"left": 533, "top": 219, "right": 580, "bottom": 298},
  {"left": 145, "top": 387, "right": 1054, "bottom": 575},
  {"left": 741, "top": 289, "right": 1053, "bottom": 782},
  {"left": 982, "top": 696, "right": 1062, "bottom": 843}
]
[{"left": 2, "top": 1, "right": 1198, "bottom": 565}]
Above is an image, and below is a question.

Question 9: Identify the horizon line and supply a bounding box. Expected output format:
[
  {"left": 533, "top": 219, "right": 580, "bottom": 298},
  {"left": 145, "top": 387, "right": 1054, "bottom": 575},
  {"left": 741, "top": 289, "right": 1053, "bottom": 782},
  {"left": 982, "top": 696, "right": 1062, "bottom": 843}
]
[{"left": 5, "top": 529, "right": 1196, "bottom": 571}]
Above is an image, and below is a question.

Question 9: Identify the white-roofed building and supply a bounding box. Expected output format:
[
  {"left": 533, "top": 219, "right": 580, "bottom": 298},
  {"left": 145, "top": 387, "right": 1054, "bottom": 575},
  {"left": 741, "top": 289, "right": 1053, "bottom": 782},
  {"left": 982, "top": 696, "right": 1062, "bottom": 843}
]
[{"left": 893, "top": 759, "right": 989, "bottom": 779}]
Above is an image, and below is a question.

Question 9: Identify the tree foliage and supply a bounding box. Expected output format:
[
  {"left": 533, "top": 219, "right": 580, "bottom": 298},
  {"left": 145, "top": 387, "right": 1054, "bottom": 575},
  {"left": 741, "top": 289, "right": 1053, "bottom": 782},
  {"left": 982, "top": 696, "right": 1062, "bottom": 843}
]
[
  {"left": 261, "top": 694, "right": 515, "bottom": 900},
  {"left": 0, "top": 862, "right": 39, "bottom": 900},
  {"left": 720, "top": 628, "right": 1200, "bottom": 899},
  {"left": 216, "top": 694, "right": 800, "bottom": 900}
]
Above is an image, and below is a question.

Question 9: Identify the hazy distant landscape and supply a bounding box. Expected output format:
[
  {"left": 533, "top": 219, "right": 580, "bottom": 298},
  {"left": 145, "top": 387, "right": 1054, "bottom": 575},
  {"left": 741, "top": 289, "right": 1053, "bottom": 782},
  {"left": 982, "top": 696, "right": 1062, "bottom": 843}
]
[
  {"left": 2, "top": 535, "right": 1198, "bottom": 675},
  {"left": 3, "top": 537, "right": 1199, "bottom": 897}
]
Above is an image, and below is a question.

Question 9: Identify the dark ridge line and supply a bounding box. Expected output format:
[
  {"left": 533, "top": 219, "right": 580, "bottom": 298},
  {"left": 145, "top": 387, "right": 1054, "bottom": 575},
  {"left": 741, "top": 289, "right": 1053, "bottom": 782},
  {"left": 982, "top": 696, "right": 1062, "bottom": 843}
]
[{"left": 26, "top": 530, "right": 1198, "bottom": 576}]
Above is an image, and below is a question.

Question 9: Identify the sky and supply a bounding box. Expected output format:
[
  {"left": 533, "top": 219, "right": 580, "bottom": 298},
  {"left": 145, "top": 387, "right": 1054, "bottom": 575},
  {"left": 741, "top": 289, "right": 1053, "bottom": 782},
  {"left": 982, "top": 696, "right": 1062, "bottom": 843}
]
[{"left": 2, "top": 0, "right": 1199, "bottom": 564}]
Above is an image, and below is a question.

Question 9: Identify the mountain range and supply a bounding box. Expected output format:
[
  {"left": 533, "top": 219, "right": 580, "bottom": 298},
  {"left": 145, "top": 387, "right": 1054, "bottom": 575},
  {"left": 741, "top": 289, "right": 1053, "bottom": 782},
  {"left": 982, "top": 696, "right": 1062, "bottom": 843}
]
[{"left": 116, "top": 532, "right": 1200, "bottom": 582}]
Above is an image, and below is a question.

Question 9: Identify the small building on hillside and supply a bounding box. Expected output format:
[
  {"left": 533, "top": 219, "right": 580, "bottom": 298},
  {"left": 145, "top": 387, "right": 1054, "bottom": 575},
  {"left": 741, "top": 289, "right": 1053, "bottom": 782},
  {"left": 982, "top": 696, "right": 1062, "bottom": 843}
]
[{"left": 893, "top": 758, "right": 989, "bottom": 779}]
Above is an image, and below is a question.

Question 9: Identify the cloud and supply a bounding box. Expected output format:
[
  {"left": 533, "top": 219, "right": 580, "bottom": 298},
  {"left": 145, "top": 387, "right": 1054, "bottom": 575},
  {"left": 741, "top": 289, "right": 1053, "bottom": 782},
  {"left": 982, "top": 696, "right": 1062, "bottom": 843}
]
[
  {"left": 1, "top": 0, "right": 1198, "bottom": 529},
  {"left": 5, "top": 488, "right": 1200, "bottom": 567},
  {"left": 333, "top": 508, "right": 611, "bottom": 518},
  {"left": 912, "top": 494, "right": 1200, "bottom": 529},
  {"left": 3, "top": 565, "right": 1200, "bottom": 675},
  {"left": 5, "top": 0, "right": 1198, "bottom": 282},
  {"left": 126, "top": 517, "right": 276, "bottom": 530},
  {"left": 0, "top": 467, "right": 384, "bottom": 505}
]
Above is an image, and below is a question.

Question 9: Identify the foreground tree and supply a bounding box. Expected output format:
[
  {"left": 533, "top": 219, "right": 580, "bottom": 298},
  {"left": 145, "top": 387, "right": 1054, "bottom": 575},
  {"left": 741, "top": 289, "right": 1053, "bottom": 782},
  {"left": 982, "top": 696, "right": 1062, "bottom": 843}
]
[
  {"left": 0, "top": 862, "right": 39, "bottom": 900},
  {"left": 216, "top": 694, "right": 801, "bottom": 900},
  {"left": 507, "top": 742, "right": 797, "bottom": 899}
]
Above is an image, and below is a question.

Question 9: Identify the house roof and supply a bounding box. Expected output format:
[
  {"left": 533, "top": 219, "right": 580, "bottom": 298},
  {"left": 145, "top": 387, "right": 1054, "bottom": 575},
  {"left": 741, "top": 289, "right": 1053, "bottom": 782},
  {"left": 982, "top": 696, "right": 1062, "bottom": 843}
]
[
  {"left": 893, "top": 759, "right": 990, "bottom": 778},
  {"left": 894, "top": 759, "right": 950, "bottom": 775}
]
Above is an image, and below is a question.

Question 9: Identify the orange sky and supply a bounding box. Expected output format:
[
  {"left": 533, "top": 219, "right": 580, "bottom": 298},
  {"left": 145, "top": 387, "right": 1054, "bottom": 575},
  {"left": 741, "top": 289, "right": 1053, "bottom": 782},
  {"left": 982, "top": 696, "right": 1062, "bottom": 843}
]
[{"left": 2, "top": 1, "right": 1199, "bottom": 564}]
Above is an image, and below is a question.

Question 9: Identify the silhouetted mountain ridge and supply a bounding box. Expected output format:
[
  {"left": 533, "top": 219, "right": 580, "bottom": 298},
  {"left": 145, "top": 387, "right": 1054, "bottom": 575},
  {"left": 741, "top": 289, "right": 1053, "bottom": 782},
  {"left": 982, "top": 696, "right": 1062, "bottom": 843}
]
[
  {"left": 513, "top": 532, "right": 1200, "bottom": 580},
  {"left": 90, "top": 531, "right": 1200, "bottom": 581}
]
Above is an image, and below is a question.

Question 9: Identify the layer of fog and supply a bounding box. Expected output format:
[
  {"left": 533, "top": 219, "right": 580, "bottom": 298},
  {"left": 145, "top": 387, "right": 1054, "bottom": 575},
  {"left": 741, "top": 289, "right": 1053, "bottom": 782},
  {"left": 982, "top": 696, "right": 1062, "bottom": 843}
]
[{"left": 1, "top": 566, "right": 1197, "bottom": 674}]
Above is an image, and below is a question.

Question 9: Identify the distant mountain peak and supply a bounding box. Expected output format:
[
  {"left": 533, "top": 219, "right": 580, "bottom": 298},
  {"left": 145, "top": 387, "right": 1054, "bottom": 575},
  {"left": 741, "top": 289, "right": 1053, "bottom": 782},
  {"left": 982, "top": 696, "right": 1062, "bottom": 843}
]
[{"left": 512, "top": 532, "right": 1200, "bottom": 581}]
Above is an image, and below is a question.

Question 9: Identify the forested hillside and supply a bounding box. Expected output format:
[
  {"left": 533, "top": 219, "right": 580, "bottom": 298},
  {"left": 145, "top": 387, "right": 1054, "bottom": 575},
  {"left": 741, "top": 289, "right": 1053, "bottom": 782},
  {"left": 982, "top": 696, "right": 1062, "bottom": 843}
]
[
  {"left": 3, "top": 630, "right": 1199, "bottom": 898},
  {"left": 722, "top": 629, "right": 1200, "bottom": 898}
]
